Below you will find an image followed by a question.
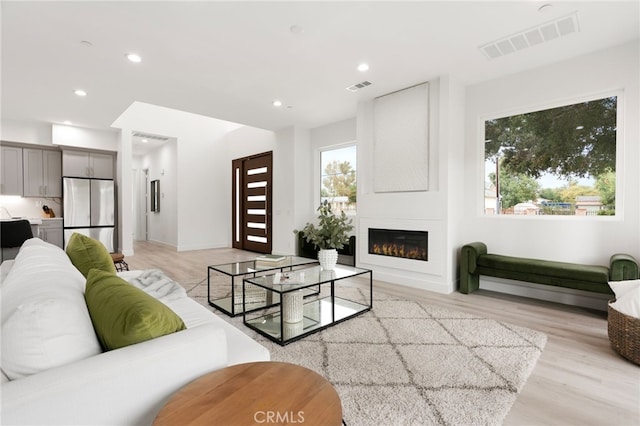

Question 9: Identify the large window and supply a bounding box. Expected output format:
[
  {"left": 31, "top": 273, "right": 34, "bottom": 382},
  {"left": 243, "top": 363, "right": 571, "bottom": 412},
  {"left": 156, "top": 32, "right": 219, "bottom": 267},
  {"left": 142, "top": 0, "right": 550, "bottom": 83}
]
[
  {"left": 484, "top": 95, "right": 617, "bottom": 216},
  {"left": 320, "top": 145, "right": 356, "bottom": 216}
]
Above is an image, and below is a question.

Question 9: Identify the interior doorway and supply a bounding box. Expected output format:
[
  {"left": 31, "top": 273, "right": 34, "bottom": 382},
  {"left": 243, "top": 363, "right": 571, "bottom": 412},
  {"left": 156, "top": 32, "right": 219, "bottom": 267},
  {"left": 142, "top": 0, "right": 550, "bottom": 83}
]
[{"left": 232, "top": 151, "right": 273, "bottom": 254}]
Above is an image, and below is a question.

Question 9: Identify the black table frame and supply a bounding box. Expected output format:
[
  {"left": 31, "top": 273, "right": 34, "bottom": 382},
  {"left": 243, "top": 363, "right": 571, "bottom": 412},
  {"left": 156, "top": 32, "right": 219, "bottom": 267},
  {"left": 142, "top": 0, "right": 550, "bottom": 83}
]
[
  {"left": 243, "top": 265, "right": 373, "bottom": 345},
  {"left": 207, "top": 257, "right": 318, "bottom": 317}
]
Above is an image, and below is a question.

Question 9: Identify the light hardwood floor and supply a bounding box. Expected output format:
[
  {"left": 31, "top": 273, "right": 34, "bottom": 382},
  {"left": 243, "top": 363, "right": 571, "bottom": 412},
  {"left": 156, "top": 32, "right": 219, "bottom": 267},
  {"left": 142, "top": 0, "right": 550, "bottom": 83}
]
[{"left": 127, "top": 240, "right": 640, "bottom": 425}]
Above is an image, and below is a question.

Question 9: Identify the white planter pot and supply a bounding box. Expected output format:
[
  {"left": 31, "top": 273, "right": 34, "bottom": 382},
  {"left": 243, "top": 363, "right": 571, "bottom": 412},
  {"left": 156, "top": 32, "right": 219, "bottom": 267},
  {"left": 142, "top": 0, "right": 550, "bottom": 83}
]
[{"left": 318, "top": 249, "right": 338, "bottom": 271}]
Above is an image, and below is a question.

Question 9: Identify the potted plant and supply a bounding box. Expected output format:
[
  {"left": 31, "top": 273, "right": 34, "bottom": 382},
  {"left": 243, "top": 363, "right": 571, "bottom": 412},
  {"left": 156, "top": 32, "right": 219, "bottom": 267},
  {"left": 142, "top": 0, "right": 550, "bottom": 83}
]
[{"left": 295, "top": 201, "right": 354, "bottom": 270}]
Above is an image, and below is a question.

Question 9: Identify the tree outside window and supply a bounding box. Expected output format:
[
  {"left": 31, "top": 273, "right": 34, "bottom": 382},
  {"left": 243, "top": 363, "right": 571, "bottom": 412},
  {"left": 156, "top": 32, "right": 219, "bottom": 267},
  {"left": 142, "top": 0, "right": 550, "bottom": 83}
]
[
  {"left": 484, "top": 96, "right": 617, "bottom": 216},
  {"left": 321, "top": 145, "right": 356, "bottom": 216}
]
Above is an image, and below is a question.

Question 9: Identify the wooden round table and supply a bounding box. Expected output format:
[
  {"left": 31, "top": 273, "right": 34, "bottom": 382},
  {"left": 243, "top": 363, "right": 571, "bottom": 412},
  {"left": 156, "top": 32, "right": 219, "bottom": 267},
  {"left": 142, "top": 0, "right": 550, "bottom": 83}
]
[{"left": 153, "top": 361, "right": 342, "bottom": 426}]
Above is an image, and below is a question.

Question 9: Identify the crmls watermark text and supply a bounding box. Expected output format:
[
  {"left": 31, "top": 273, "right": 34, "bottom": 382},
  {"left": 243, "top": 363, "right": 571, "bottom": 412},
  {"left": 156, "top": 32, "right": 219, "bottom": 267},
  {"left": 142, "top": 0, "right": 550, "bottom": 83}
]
[{"left": 254, "top": 411, "right": 305, "bottom": 423}]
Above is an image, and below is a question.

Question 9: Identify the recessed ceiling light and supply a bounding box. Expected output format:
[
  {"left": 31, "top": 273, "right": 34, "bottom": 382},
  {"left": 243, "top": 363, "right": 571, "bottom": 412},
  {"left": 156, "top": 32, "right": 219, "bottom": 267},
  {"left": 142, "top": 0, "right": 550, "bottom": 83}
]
[
  {"left": 357, "top": 63, "right": 370, "bottom": 72},
  {"left": 63, "top": 120, "right": 72, "bottom": 125},
  {"left": 74, "top": 89, "right": 87, "bottom": 97},
  {"left": 126, "top": 53, "right": 142, "bottom": 63},
  {"left": 141, "top": 139, "right": 148, "bottom": 143},
  {"left": 273, "top": 100, "right": 283, "bottom": 107}
]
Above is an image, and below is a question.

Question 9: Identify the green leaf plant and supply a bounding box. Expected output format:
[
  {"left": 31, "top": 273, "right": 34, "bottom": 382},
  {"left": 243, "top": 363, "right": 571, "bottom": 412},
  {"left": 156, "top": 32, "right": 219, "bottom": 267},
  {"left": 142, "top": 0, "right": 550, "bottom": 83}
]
[{"left": 294, "top": 201, "right": 354, "bottom": 250}]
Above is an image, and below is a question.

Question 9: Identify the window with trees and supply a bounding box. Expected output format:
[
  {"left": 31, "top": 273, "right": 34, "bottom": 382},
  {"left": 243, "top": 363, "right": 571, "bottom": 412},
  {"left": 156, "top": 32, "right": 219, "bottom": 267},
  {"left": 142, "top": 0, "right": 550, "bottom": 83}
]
[
  {"left": 320, "top": 145, "right": 356, "bottom": 216},
  {"left": 484, "top": 95, "right": 617, "bottom": 217}
]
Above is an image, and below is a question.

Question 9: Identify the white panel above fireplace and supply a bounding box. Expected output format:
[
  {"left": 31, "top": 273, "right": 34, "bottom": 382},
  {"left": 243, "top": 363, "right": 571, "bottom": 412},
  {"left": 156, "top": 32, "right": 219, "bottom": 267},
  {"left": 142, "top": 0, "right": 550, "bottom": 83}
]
[{"left": 373, "top": 83, "right": 429, "bottom": 193}]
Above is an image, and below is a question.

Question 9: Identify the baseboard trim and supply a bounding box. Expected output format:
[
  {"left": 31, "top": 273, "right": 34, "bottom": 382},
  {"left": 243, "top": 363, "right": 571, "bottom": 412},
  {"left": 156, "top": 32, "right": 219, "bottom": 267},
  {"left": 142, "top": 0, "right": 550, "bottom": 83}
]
[
  {"left": 176, "top": 242, "right": 227, "bottom": 252},
  {"left": 371, "top": 269, "right": 452, "bottom": 294}
]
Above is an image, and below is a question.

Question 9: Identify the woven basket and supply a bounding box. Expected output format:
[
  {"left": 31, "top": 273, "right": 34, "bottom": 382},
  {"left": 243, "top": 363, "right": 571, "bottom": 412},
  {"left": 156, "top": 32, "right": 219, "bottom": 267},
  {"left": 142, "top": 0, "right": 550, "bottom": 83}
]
[{"left": 607, "top": 300, "right": 640, "bottom": 365}]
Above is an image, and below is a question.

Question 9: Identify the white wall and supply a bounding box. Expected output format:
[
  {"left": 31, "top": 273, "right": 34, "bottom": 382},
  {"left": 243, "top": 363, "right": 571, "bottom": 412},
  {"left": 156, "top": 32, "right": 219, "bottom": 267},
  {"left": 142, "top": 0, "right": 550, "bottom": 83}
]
[
  {"left": 441, "top": 75, "right": 467, "bottom": 292},
  {"left": 0, "top": 120, "right": 118, "bottom": 152},
  {"left": 282, "top": 119, "right": 357, "bottom": 257},
  {"left": 1, "top": 120, "right": 53, "bottom": 145},
  {"left": 269, "top": 126, "right": 307, "bottom": 255},
  {"left": 6, "top": 41, "right": 637, "bottom": 291},
  {"left": 222, "top": 125, "right": 279, "bottom": 250},
  {"left": 0, "top": 195, "right": 62, "bottom": 219},
  {"left": 462, "top": 41, "right": 640, "bottom": 267},
  {"left": 302, "top": 44, "right": 638, "bottom": 297},
  {"left": 220, "top": 124, "right": 313, "bottom": 256},
  {"left": 273, "top": 127, "right": 296, "bottom": 256},
  {"left": 136, "top": 140, "right": 178, "bottom": 246},
  {"left": 112, "top": 102, "right": 277, "bottom": 252},
  {"left": 355, "top": 78, "right": 464, "bottom": 293},
  {"left": 309, "top": 117, "right": 357, "bottom": 213},
  {"left": 131, "top": 156, "right": 146, "bottom": 241},
  {"left": 52, "top": 124, "right": 119, "bottom": 152}
]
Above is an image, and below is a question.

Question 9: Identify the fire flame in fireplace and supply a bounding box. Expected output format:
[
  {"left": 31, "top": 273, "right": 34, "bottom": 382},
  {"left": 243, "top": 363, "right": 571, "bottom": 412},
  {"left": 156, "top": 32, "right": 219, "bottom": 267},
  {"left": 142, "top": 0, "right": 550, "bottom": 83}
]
[{"left": 371, "top": 243, "right": 427, "bottom": 261}]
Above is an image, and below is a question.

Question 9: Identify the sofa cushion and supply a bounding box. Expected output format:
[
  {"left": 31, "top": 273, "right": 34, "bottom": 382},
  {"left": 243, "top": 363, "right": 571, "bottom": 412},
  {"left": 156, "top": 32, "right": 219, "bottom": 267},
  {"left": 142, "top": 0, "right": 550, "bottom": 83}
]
[
  {"left": 477, "top": 254, "right": 609, "bottom": 283},
  {"left": 66, "top": 232, "right": 116, "bottom": 278},
  {"left": 1, "top": 298, "right": 103, "bottom": 380},
  {"left": 1, "top": 238, "right": 102, "bottom": 380},
  {"left": 85, "top": 269, "right": 186, "bottom": 350}
]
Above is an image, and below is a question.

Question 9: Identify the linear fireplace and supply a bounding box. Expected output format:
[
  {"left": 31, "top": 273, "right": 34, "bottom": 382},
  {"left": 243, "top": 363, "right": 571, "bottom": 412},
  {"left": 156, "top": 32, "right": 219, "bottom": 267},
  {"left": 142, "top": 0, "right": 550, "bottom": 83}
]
[{"left": 368, "top": 228, "right": 428, "bottom": 261}]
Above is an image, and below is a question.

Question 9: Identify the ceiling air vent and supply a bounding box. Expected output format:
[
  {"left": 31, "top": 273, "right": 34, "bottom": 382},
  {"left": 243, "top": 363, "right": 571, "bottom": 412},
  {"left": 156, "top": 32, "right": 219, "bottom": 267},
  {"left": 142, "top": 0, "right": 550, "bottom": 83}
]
[
  {"left": 479, "top": 11, "right": 579, "bottom": 60},
  {"left": 346, "top": 81, "right": 372, "bottom": 92},
  {"left": 132, "top": 132, "right": 170, "bottom": 141}
]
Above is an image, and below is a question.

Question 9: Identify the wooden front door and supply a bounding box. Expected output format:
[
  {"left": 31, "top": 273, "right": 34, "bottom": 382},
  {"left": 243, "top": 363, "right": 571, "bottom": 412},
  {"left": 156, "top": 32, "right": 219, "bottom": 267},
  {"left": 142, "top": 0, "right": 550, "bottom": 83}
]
[{"left": 232, "top": 152, "right": 272, "bottom": 253}]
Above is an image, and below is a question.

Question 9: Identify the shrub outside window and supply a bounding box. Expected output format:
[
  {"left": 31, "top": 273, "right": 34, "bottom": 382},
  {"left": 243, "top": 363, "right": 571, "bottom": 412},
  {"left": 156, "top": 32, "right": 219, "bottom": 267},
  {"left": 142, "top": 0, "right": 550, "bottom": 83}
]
[{"left": 484, "top": 95, "right": 617, "bottom": 217}]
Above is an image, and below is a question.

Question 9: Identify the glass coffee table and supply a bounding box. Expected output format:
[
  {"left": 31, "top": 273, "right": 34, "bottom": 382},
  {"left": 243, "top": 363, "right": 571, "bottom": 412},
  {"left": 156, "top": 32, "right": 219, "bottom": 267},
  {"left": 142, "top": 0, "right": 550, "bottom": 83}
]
[
  {"left": 243, "top": 265, "right": 373, "bottom": 345},
  {"left": 207, "top": 256, "right": 318, "bottom": 316}
]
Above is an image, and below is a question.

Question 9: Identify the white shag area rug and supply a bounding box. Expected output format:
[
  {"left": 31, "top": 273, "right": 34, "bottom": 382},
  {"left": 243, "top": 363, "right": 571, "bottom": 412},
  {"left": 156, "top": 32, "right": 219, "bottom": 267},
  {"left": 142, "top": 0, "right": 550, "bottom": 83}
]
[{"left": 187, "top": 279, "right": 547, "bottom": 426}]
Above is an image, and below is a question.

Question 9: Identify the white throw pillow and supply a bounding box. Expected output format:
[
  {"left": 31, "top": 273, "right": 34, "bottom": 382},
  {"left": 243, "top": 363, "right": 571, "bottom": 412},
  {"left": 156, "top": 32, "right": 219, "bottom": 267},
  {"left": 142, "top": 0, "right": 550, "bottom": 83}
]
[
  {"left": 1, "top": 298, "right": 102, "bottom": 380},
  {"left": 609, "top": 279, "right": 640, "bottom": 318},
  {"left": 1, "top": 238, "right": 102, "bottom": 380}
]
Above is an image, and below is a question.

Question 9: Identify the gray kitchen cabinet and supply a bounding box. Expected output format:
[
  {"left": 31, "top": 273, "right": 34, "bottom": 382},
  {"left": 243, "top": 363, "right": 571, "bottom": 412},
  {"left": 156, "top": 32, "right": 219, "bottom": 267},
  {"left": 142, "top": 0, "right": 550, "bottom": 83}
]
[
  {"left": 23, "top": 148, "right": 62, "bottom": 197},
  {"left": 37, "top": 219, "right": 64, "bottom": 248},
  {"left": 63, "top": 150, "right": 114, "bottom": 179},
  {"left": 1, "top": 146, "right": 24, "bottom": 195},
  {"left": 90, "top": 152, "right": 114, "bottom": 179}
]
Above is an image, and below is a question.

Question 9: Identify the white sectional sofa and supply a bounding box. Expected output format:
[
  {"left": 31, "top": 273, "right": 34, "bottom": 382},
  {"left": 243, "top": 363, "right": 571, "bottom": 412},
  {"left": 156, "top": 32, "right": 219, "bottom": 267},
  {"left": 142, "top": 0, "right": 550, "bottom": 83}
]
[{"left": 0, "top": 238, "right": 269, "bottom": 426}]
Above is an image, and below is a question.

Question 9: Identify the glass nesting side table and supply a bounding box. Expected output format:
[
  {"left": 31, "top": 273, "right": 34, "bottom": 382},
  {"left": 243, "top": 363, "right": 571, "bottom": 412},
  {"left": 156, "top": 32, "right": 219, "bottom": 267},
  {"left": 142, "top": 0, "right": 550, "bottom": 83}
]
[
  {"left": 207, "top": 256, "right": 318, "bottom": 317},
  {"left": 243, "top": 265, "right": 373, "bottom": 345}
]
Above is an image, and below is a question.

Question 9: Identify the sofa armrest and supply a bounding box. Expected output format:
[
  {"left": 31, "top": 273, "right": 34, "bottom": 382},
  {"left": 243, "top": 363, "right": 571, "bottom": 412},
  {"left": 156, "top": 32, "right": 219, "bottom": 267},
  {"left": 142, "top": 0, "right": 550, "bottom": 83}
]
[
  {"left": 462, "top": 242, "right": 487, "bottom": 274},
  {"left": 459, "top": 242, "right": 487, "bottom": 294},
  {"left": 610, "top": 253, "right": 639, "bottom": 281},
  {"left": 1, "top": 324, "right": 228, "bottom": 426}
]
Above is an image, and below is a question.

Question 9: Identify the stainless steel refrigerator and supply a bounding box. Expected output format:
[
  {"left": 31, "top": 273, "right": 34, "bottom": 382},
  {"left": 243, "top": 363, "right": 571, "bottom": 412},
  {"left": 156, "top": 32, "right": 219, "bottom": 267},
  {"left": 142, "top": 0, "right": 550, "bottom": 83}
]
[{"left": 63, "top": 178, "right": 115, "bottom": 252}]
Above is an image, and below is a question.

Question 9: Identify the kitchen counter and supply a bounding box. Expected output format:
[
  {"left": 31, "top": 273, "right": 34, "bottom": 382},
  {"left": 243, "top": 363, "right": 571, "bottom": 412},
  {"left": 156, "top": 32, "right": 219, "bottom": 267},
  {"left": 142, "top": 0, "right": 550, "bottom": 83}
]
[
  {"left": 0, "top": 218, "right": 42, "bottom": 225},
  {"left": 0, "top": 217, "right": 63, "bottom": 225}
]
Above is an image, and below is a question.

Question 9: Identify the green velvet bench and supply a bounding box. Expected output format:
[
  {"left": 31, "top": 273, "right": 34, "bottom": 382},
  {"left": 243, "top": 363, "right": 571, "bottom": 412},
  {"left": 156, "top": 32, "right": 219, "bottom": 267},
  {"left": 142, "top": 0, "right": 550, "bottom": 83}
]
[{"left": 459, "top": 242, "right": 639, "bottom": 295}]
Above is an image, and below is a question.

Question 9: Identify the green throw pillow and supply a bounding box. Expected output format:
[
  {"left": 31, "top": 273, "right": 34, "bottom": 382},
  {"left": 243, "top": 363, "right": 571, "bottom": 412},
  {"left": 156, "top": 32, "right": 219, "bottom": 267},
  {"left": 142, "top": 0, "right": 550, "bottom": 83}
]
[
  {"left": 66, "top": 233, "right": 116, "bottom": 278},
  {"left": 84, "top": 269, "right": 186, "bottom": 351}
]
